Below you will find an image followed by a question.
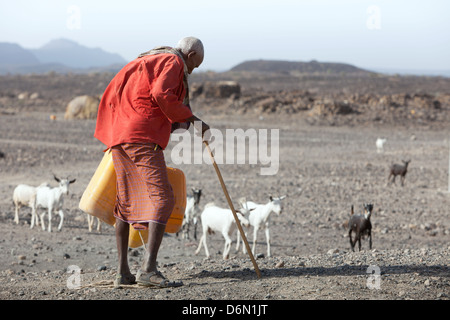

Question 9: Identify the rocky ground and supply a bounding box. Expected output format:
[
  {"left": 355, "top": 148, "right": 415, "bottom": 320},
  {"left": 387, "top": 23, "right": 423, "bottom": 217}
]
[{"left": 0, "top": 72, "right": 449, "bottom": 304}]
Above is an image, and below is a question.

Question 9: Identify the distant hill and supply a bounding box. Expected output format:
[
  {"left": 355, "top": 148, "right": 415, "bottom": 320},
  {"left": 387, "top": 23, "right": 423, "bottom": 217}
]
[
  {"left": 230, "top": 59, "right": 373, "bottom": 74},
  {"left": 0, "top": 38, "right": 127, "bottom": 74},
  {"left": 0, "top": 42, "right": 40, "bottom": 67},
  {"left": 30, "top": 38, "right": 127, "bottom": 69}
]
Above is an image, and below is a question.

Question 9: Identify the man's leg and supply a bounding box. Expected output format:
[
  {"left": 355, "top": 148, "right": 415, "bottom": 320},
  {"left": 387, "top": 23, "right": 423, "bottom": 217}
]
[
  {"left": 141, "top": 221, "right": 166, "bottom": 273},
  {"left": 115, "top": 218, "right": 132, "bottom": 277},
  {"left": 138, "top": 220, "right": 183, "bottom": 287}
]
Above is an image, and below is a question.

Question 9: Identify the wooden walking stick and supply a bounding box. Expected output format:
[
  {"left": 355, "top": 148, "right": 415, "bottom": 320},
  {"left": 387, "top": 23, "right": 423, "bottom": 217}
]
[{"left": 203, "top": 140, "right": 262, "bottom": 279}]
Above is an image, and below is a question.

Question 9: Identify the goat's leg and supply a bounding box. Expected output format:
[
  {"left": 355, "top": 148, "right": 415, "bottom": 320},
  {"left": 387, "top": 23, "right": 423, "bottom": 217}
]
[
  {"left": 235, "top": 229, "right": 241, "bottom": 252},
  {"left": 97, "top": 218, "right": 102, "bottom": 232},
  {"left": 186, "top": 220, "right": 191, "bottom": 240},
  {"left": 265, "top": 226, "right": 271, "bottom": 257},
  {"left": 368, "top": 230, "right": 372, "bottom": 250},
  {"left": 14, "top": 204, "right": 19, "bottom": 224},
  {"left": 179, "top": 219, "right": 185, "bottom": 238},
  {"left": 184, "top": 221, "right": 190, "bottom": 240},
  {"left": 30, "top": 206, "right": 36, "bottom": 229},
  {"left": 251, "top": 227, "right": 259, "bottom": 256},
  {"left": 202, "top": 233, "right": 210, "bottom": 258},
  {"left": 30, "top": 209, "right": 34, "bottom": 229},
  {"left": 194, "top": 233, "right": 203, "bottom": 255},
  {"left": 401, "top": 175, "right": 405, "bottom": 187},
  {"left": 39, "top": 210, "right": 46, "bottom": 231},
  {"left": 193, "top": 217, "right": 198, "bottom": 240},
  {"left": 357, "top": 234, "right": 362, "bottom": 251},
  {"left": 223, "top": 233, "right": 232, "bottom": 260},
  {"left": 87, "top": 215, "right": 93, "bottom": 232},
  {"left": 235, "top": 229, "right": 247, "bottom": 253},
  {"left": 47, "top": 208, "right": 52, "bottom": 232},
  {"left": 57, "top": 209, "right": 64, "bottom": 231},
  {"left": 33, "top": 207, "right": 40, "bottom": 227},
  {"left": 195, "top": 232, "right": 210, "bottom": 258},
  {"left": 349, "top": 230, "right": 355, "bottom": 252},
  {"left": 33, "top": 204, "right": 41, "bottom": 227},
  {"left": 237, "top": 230, "right": 249, "bottom": 254},
  {"left": 88, "top": 215, "right": 93, "bottom": 231}
]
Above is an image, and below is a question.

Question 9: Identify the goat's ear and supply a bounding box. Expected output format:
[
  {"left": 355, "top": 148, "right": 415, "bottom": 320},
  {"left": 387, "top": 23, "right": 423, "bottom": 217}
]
[
  {"left": 279, "top": 195, "right": 286, "bottom": 200},
  {"left": 249, "top": 208, "right": 256, "bottom": 212},
  {"left": 53, "top": 175, "right": 60, "bottom": 182},
  {"left": 69, "top": 179, "right": 76, "bottom": 184},
  {"left": 269, "top": 196, "right": 273, "bottom": 201}
]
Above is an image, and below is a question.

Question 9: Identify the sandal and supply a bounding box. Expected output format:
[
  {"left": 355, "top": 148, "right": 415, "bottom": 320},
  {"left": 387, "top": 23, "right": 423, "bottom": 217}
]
[
  {"left": 114, "top": 273, "right": 136, "bottom": 288},
  {"left": 136, "top": 270, "right": 183, "bottom": 288}
]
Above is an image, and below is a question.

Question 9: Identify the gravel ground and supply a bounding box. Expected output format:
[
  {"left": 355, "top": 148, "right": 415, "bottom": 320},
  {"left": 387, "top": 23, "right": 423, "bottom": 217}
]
[{"left": 0, "top": 108, "right": 448, "bottom": 304}]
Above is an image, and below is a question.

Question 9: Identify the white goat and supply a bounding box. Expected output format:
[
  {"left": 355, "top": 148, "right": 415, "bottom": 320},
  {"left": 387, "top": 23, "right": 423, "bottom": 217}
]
[
  {"left": 13, "top": 184, "right": 38, "bottom": 228},
  {"left": 179, "top": 188, "right": 202, "bottom": 240},
  {"left": 87, "top": 215, "right": 102, "bottom": 232},
  {"left": 376, "top": 138, "right": 387, "bottom": 153},
  {"left": 195, "top": 201, "right": 252, "bottom": 260},
  {"left": 36, "top": 175, "right": 76, "bottom": 232},
  {"left": 236, "top": 195, "right": 286, "bottom": 257}
]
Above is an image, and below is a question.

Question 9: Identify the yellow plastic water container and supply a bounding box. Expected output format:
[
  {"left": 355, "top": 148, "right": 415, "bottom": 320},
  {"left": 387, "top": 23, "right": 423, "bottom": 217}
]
[
  {"left": 79, "top": 150, "right": 117, "bottom": 226},
  {"left": 79, "top": 150, "right": 187, "bottom": 248}
]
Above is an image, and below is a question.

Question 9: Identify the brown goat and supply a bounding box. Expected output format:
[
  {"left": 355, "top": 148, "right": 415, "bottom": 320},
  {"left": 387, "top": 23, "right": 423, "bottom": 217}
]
[
  {"left": 348, "top": 203, "right": 373, "bottom": 252},
  {"left": 388, "top": 160, "right": 411, "bottom": 186}
]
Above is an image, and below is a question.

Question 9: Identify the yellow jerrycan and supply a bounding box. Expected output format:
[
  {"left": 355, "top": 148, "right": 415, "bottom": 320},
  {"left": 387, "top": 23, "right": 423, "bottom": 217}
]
[
  {"left": 79, "top": 150, "right": 117, "bottom": 226},
  {"left": 79, "top": 150, "right": 187, "bottom": 248}
]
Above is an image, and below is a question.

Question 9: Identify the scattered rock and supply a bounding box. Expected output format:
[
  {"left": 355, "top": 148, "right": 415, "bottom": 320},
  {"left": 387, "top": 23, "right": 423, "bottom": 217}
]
[
  {"left": 29, "top": 92, "right": 40, "bottom": 100},
  {"left": 327, "top": 248, "right": 339, "bottom": 255},
  {"left": 193, "top": 81, "right": 241, "bottom": 99},
  {"left": 1, "top": 74, "right": 449, "bottom": 301},
  {"left": 64, "top": 95, "right": 101, "bottom": 120}
]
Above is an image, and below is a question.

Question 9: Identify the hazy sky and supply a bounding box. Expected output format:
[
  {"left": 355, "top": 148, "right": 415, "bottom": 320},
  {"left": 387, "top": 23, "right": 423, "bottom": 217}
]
[{"left": 1, "top": 0, "right": 449, "bottom": 72}]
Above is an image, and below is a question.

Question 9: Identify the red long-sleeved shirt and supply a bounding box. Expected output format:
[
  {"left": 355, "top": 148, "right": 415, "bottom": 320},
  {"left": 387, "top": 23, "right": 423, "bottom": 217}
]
[{"left": 94, "top": 53, "right": 193, "bottom": 149}]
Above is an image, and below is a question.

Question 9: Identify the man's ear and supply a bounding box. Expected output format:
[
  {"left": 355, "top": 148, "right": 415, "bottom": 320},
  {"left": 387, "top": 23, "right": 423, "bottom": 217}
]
[{"left": 187, "top": 51, "right": 197, "bottom": 59}]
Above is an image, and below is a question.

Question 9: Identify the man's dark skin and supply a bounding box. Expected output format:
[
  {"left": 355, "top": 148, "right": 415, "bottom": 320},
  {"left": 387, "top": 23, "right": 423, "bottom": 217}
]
[{"left": 115, "top": 48, "right": 210, "bottom": 284}]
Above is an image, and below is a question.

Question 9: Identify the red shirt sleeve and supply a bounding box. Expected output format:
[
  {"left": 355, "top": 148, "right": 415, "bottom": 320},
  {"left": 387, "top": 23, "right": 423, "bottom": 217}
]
[{"left": 149, "top": 55, "right": 193, "bottom": 123}]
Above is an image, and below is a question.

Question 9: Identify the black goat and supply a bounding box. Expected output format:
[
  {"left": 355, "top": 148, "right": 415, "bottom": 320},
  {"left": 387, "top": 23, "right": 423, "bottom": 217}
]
[
  {"left": 388, "top": 160, "right": 411, "bottom": 186},
  {"left": 348, "top": 203, "right": 373, "bottom": 252}
]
